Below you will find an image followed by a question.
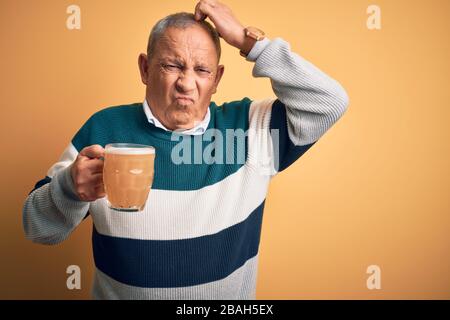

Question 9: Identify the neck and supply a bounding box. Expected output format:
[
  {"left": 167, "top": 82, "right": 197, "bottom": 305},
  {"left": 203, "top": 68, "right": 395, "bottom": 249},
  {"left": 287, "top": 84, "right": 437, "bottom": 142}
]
[{"left": 145, "top": 100, "right": 208, "bottom": 132}]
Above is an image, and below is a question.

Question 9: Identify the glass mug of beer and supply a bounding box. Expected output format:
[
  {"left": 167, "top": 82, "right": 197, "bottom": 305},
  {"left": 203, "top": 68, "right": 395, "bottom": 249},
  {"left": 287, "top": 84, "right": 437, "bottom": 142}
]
[{"left": 103, "top": 143, "right": 156, "bottom": 212}]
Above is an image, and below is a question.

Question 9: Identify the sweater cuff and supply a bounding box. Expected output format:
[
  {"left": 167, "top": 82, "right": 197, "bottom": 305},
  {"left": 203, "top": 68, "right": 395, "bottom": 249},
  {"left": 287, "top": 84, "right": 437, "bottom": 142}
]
[
  {"left": 52, "top": 165, "right": 84, "bottom": 203},
  {"left": 246, "top": 38, "right": 271, "bottom": 62}
]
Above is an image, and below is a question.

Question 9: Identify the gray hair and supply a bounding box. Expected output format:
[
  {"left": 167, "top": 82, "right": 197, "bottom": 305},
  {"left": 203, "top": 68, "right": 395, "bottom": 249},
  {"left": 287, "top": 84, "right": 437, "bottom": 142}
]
[{"left": 147, "top": 12, "right": 221, "bottom": 63}]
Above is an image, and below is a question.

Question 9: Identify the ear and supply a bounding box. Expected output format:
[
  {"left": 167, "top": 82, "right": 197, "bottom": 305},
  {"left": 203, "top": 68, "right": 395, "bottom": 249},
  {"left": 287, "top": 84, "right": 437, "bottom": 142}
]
[
  {"left": 138, "top": 53, "right": 149, "bottom": 85},
  {"left": 212, "top": 64, "right": 225, "bottom": 94}
]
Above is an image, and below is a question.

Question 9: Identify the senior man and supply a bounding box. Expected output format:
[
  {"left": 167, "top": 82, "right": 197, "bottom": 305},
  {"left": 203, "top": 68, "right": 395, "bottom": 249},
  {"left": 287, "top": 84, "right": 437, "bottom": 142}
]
[{"left": 23, "top": 0, "right": 348, "bottom": 299}]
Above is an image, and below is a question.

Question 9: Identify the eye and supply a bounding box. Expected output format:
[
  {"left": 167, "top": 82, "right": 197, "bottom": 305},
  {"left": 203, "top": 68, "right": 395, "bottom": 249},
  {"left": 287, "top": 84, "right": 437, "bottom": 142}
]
[
  {"left": 162, "top": 64, "right": 182, "bottom": 71},
  {"left": 196, "top": 68, "right": 211, "bottom": 74}
]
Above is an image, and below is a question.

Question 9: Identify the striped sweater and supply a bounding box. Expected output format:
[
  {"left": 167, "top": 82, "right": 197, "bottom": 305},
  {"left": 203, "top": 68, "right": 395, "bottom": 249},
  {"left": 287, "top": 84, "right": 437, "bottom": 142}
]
[{"left": 23, "top": 38, "right": 349, "bottom": 299}]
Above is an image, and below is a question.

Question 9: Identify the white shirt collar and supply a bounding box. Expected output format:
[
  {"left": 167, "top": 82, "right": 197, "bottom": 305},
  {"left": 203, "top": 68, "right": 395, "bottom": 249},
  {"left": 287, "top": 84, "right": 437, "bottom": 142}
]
[{"left": 143, "top": 99, "right": 210, "bottom": 136}]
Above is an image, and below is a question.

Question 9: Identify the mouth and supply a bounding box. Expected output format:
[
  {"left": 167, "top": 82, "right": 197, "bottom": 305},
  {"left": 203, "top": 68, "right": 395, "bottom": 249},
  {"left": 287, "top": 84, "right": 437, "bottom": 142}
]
[{"left": 175, "top": 96, "right": 195, "bottom": 105}]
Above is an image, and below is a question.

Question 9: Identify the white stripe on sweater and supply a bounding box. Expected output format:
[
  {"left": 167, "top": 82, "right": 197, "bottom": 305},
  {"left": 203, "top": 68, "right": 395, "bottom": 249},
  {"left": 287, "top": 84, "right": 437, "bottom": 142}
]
[{"left": 90, "top": 162, "right": 270, "bottom": 241}]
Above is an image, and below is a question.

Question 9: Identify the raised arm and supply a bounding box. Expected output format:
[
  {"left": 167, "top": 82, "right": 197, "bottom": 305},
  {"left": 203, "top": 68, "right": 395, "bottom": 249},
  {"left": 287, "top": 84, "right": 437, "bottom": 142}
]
[{"left": 246, "top": 37, "right": 349, "bottom": 173}]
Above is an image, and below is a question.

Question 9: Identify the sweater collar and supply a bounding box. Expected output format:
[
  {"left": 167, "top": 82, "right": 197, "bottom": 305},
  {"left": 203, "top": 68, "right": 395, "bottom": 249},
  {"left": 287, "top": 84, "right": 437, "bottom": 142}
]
[{"left": 143, "top": 99, "right": 210, "bottom": 136}]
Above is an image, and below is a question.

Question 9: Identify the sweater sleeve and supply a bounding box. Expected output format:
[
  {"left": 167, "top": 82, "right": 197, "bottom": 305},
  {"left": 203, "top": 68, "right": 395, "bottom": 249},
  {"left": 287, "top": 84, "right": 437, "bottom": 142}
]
[
  {"left": 22, "top": 143, "right": 90, "bottom": 245},
  {"left": 245, "top": 38, "right": 349, "bottom": 175}
]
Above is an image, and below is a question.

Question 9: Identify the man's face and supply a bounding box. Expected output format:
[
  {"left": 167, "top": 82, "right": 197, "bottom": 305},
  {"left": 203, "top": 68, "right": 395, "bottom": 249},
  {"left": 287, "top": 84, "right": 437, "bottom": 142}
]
[{"left": 138, "top": 25, "right": 224, "bottom": 131}]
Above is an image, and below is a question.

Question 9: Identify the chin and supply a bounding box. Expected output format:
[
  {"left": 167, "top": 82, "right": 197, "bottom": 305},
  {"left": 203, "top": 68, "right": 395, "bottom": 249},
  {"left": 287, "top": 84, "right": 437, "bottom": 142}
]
[
  {"left": 169, "top": 113, "right": 193, "bottom": 128},
  {"left": 169, "top": 104, "right": 202, "bottom": 125}
]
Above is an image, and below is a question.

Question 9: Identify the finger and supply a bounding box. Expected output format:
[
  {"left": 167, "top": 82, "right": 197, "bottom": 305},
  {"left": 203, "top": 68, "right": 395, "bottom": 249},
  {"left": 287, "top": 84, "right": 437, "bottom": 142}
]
[
  {"left": 89, "top": 172, "right": 104, "bottom": 185},
  {"left": 85, "top": 159, "right": 104, "bottom": 174},
  {"left": 78, "top": 193, "right": 100, "bottom": 202},
  {"left": 80, "top": 144, "right": 105, "bottom": 159},
  {"left": 75, "top": 159, "right": 103, "bottom": 176},
  {"left": 73, "top": 171, "right": 102, "bottom": 189},
  {"left": 194, "top": 1, "right": 207, "bottom": 21},
  {"left": 77, "top": 183, "right": 105, "bottom": 202},
  {"left": 77, "top": 190, "right": 97, "bottom": 202},
  {"left": 94, "top": 184, "right": 106, "bottom": 197},
  {"left": 194, "top": 2, "right": 201, "bottom": 20}
]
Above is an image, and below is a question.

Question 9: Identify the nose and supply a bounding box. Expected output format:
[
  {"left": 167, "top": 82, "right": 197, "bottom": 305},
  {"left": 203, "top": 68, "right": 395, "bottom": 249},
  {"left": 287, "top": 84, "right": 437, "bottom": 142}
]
[{"left": 175, "top": 70, "right": 196, "bottom": 93}]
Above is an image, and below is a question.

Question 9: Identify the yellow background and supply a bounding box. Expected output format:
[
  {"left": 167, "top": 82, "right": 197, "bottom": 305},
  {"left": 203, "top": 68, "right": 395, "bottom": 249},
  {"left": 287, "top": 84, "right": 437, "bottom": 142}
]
[{"left": 1, "top": 0, "right": 449, "bottom": 299}]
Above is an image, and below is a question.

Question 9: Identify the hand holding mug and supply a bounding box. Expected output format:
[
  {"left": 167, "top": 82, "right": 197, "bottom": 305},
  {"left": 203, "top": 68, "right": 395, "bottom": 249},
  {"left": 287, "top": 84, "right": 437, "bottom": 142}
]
[{"left": 70, "top": 144, "right": 106, "bottom": 202}]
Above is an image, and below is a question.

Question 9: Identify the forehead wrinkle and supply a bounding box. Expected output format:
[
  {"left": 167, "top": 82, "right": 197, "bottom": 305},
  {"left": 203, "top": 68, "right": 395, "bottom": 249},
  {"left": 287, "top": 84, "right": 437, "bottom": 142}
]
[{"left": 156, "top": 30, "right": 217, "bottom": 66}]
